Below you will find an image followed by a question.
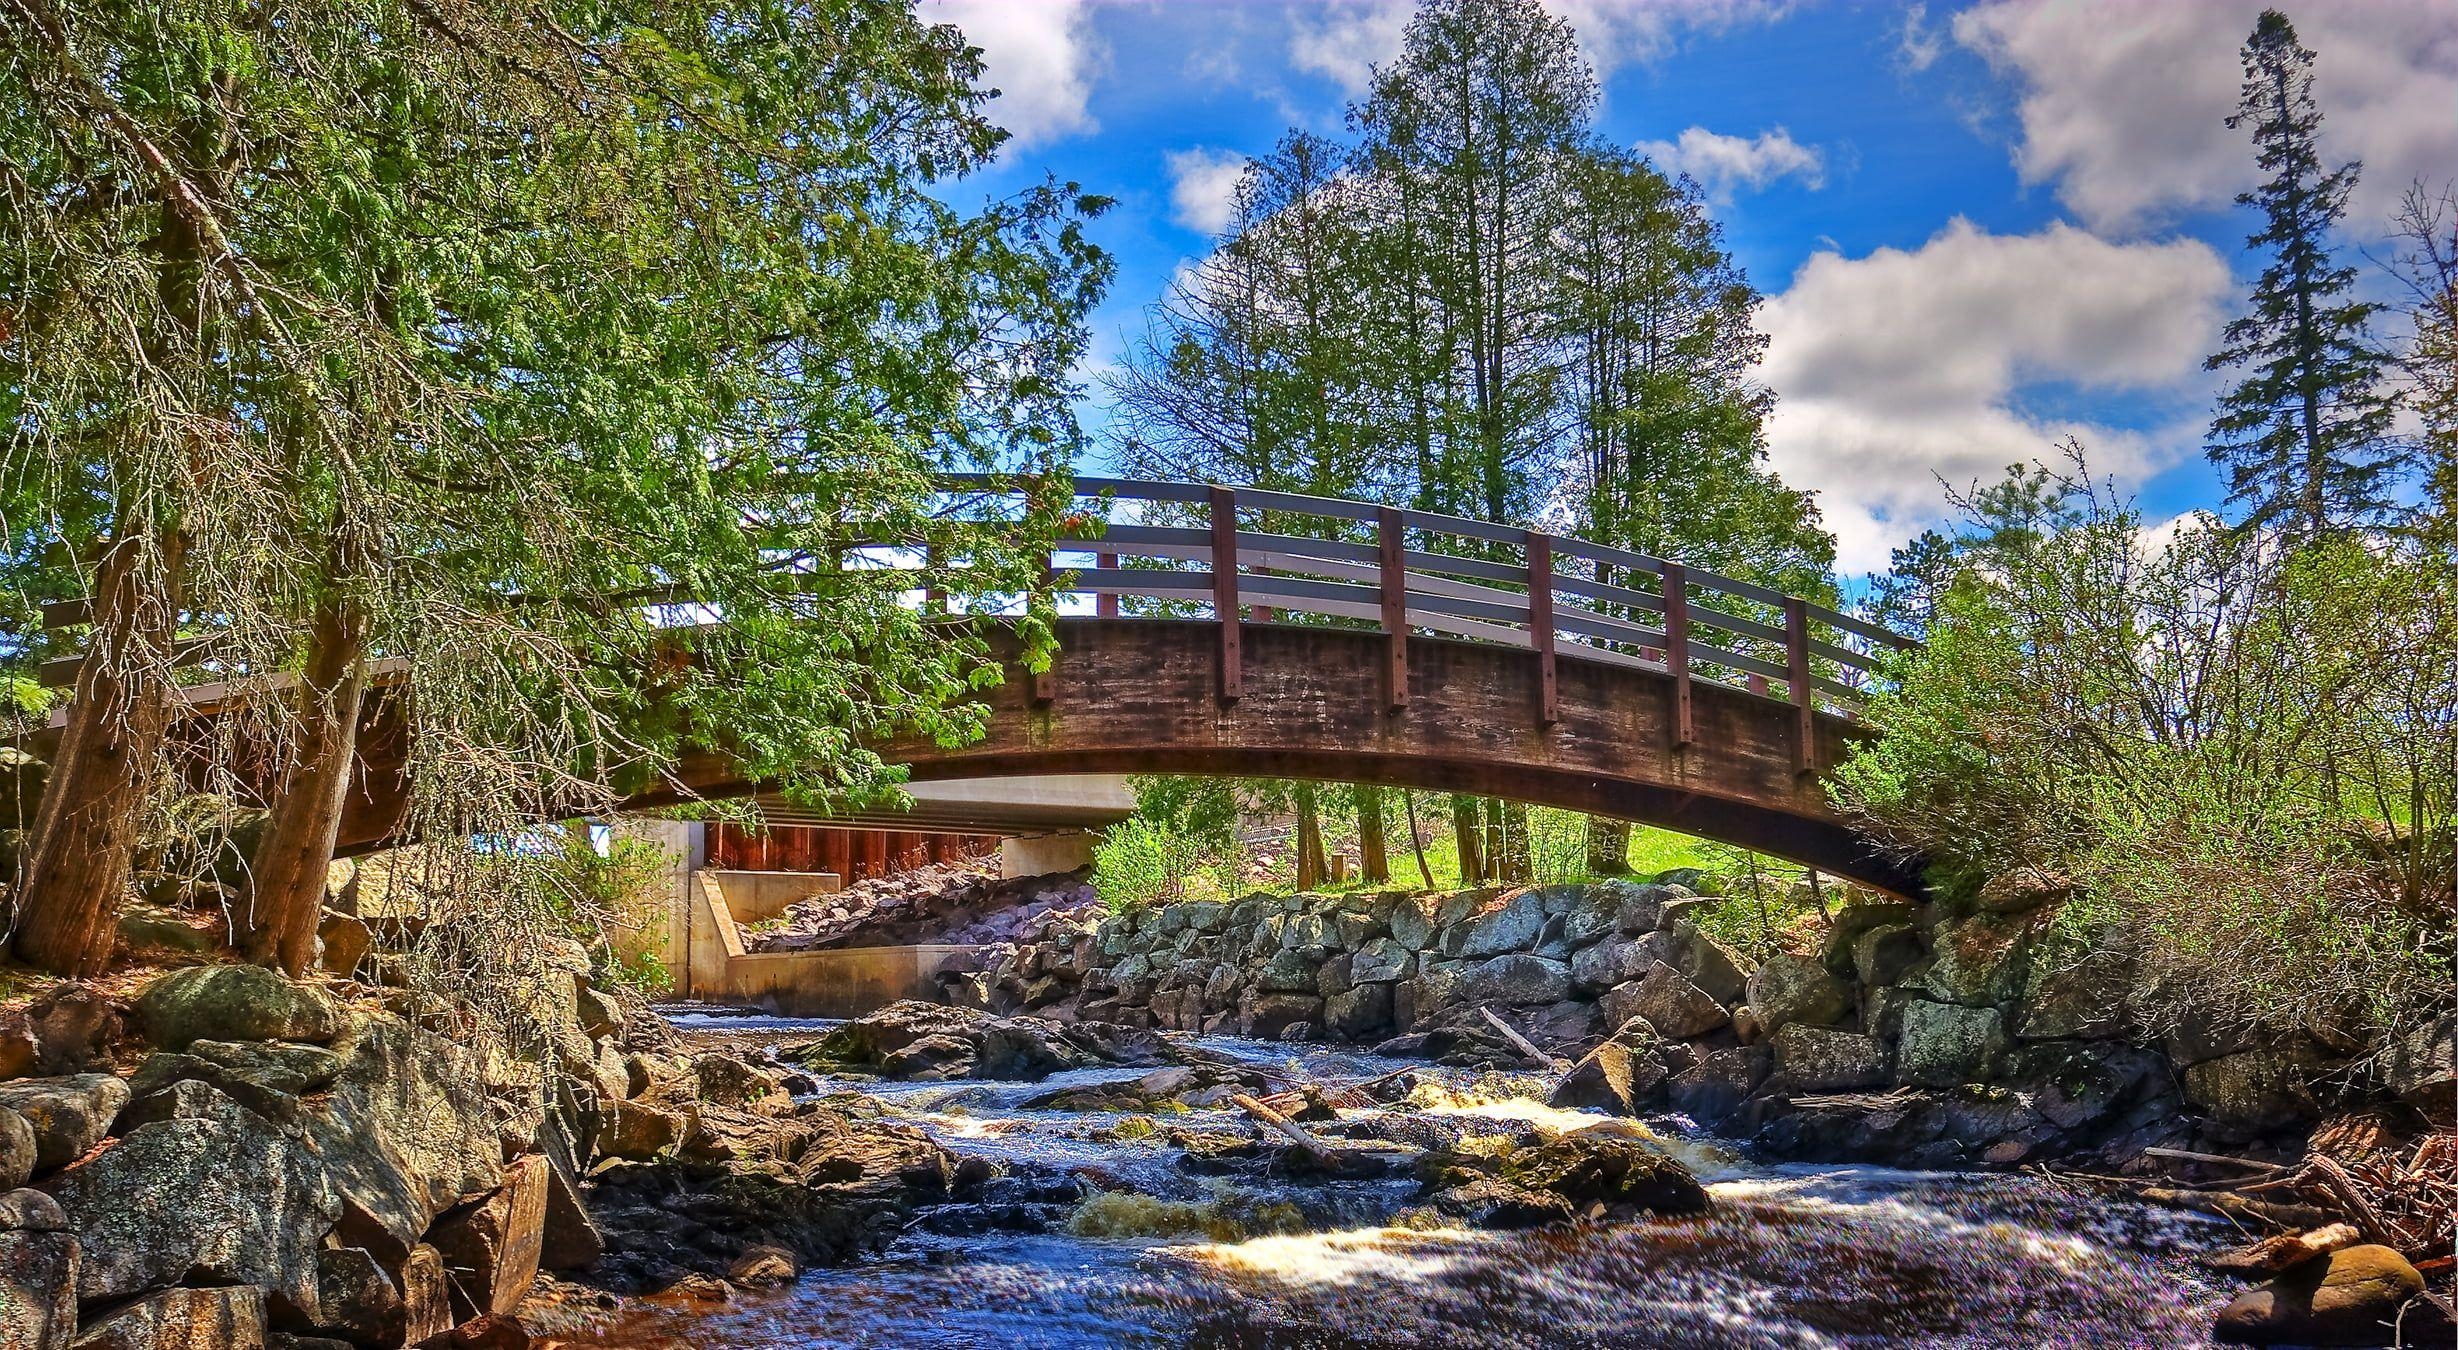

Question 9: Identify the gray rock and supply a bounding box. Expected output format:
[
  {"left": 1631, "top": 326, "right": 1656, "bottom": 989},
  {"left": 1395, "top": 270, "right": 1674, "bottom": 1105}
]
[
  {"left": 1897, "top": 1000, "right": 2009, "bottom": 1087},
  {"left": 1674, "top": 933, "right": 1750, "bottom": 1005},
  {"left": 1242, "top": 994, "right": 1322, "bottom": 1040},
  {"left": 1388, "top": 896, "right": 1441, "bottom": 951},
  {"left": 1769, "top": 1025, "right": 1890, "bottom": 1092},
  {"left": 1457, "top": 891, "right": 1549, "bottom": 959},
  {"left": 1323, "top": 984, "right": 1393, "bottom": 1041},
  {"left": 1850, "top": 924, "right": 1927, "bottom": 989},
  {"left": 1348, "top": 938, "right": 1412, "bottom": 985},
  {"left": 1818, "top": 900, "right": 1921, "bottom": 976},
  {"left": 71, "top": 1284, "right": 266, "bottom": 1350},
  {"left": 135, "top": 965, "right": 342, "bottom": 1052},
  {"left": 1453, "top": 955, "right": 1571, "bottom": 1006},
  {"left": 2184, "top": 1048, "right": 2322, "bottom": 1137},
  {"left": 2015, "top": 940, "right": 2135, "bottom": 1040},
  {"left": 311, "top": 1246, "right": 406, "bottom": 1346},
  {"left": 1916, "top": 912, "right": 2038, "bottom": 1008},
  {"left": 302, "top": 1016, "right": 503, "bottom": 1264},
  {"left": 1569, "top": 937, "right": 1657, "bottom": 996},
  {"left": 0, "top": 1188, "right": 64, "bottom": 1232},
  {"left": 1654, "top": 897, "right": 1712, "bottom": 934},
  {"left": 48, "top": 1084, "right": 335, "bottom": 1317},
  {"left": 1545, "top": 1040, "right": 1666, "bottom": 1117},
  {"left": 428, "top": 1153, "right": 550, "bottom": 1317},
  {"left": 1315, "top": 953, "right": 1354, "bottom": 1000},
  {"left": 0, "top": 1075, "right": 131, "bottom": 1171},
  {"left": 1255, "top": 948, "right": 1319, "bottom": 994},
  {"left": 0, "top": 1228, "right": 75, "bottom": 1348},
  {"left": 1746, "top": 954, "right": 1852, "bottom": 1037},
  {"left": 0, "top": 1111, "right": 31, "bottom": 1193},
  {"left": 1602, "top": 962, "right": 1728, "bottom": 1040},
  {"left": 1667, "top": 1045, "right": 1770, "bottom": 1126},
  {"left": 2385, "top": 1015, "right": 2453, "bottom": 1125},
  {"left": 1609, "top": 883, "right": 1677, "bottom": 934}
]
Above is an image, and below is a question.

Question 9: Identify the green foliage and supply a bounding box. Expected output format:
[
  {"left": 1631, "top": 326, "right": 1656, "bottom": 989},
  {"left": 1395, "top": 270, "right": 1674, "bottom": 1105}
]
[
  {"left": 1090, "top": 816, "right": 1207, "bottom": 914},
  {"left": 1835, "top": 465, "right": 2457, "bottom": 1048},
  {"left": 2204, "top": 10, "right": 2404, "bottom": 536},
  {"left": 540, "top": 828, "right": 676, "bottom": 995}
]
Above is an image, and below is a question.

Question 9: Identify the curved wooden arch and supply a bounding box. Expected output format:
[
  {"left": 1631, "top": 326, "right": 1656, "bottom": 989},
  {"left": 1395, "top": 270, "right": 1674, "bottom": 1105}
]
[{"left": 333, "top": 617, "right": 1923, "bottom": 897}]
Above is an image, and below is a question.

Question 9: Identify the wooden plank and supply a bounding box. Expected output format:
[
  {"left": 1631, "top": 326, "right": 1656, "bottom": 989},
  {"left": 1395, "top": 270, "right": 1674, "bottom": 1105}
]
[
  {"left": 1786, "top": 595, "right": 1815, "bottom": 776},
  {"left": 1210, "top": 486, "right": 1240, "bottom": 704},
  {"left": 1096, "top": 553, "right": 1119, "bottom": 618},
  {"left": 1379, "top": 507, "right": 1407, "bottom": 711},
  {"left": 1526, "top": 533, "right": 1557, "bottom": 726},
  {"left": 1662, "top": 561, "right": 1693, "bottom": 748}
]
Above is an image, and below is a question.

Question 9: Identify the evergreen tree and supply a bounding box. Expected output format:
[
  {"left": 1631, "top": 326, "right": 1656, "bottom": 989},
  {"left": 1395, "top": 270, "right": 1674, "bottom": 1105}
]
[{"left": 2204, "top": 9, "right": 2399, "bottom": 537}]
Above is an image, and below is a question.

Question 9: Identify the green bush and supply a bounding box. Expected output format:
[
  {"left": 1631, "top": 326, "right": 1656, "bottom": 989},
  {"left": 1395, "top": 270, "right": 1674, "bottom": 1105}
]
[
  {"left": 1092, "top": 816, "right": 1205, "bottom": 913},
  {"left": 1833, "top": 469, "right": 2455, "bottom": 1052}
]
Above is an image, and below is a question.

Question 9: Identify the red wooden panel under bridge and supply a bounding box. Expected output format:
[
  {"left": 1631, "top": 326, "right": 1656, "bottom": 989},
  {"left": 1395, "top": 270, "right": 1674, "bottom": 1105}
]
[{"left": 706, "top": 823, "right": 998, "bottom": 882}]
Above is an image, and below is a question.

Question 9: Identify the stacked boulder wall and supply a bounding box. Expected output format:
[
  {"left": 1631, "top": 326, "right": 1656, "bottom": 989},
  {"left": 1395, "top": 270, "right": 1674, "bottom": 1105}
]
[
  {"left": 1028, "top": 875, "right": 2395, "bottom": 1170},
  {"left": 797, "top": 1001, "right": 1170, "bottom": 1081}
]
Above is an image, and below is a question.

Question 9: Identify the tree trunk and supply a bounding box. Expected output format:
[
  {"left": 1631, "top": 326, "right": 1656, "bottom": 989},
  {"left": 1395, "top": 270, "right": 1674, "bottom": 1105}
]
[
  {"left": 1402, "top": 790, "right": 1435, "bottom": 889},
  {"left": 1449, "top": 793, "right": 1483, "bottom": 885},
  {"left": 1585, "top": 817, "right": 1632, "bottom": 875},
  {"left": 242, "top": 590, "right": 369, "bottom": 976},
  {"left": 11, "top": 534, "right": 184, "bottom": 977},
  {"left": 1354, "top": 784, "right": 1389, "bottom": 884},
  {"left": 1292, "top": 783, "right": 1327, "bottom": 893},
  {"left": 1499, "top": 800, "right": 1531, "bottom": 883},
  {"left": 1480, "top": 797, "right": 1507, "bottom": 882}
]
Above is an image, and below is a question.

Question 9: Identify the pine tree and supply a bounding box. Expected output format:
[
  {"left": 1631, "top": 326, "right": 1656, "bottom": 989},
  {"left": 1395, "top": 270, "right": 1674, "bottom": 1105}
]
[{"left": 2204, "top": 9, "right": 2399, "bottom": 538}]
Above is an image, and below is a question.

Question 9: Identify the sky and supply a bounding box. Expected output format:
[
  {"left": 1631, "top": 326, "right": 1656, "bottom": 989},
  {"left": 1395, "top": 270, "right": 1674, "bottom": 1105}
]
[{"left": 919, "top": 0, "right": 2458, "bottom": 574}]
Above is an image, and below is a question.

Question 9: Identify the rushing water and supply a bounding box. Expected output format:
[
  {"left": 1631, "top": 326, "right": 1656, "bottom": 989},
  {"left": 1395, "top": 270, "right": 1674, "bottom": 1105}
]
[{"left": 566, "top": 1013, "right": 2237, "bottom": 1348}]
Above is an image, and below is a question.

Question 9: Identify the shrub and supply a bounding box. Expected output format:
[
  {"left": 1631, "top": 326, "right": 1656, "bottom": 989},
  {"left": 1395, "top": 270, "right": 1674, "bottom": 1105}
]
[
  {"left": 1833, "top": 468, "right": 2456, "bottom": 1053},
  {"left": 1092, "top": 816, "right": 1205, "bottom": 913}
]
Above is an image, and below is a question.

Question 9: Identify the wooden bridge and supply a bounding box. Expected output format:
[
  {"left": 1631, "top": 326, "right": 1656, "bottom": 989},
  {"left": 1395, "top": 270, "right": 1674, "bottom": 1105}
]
[{"left": 288, "top": 477, "right": 1925, "bottom": 896}]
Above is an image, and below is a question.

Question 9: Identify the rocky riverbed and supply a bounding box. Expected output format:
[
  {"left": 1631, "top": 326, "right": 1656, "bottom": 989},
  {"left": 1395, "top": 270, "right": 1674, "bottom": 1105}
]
[{"left": 538, "top": 1005, "right": 2260, "bottom": 1348}]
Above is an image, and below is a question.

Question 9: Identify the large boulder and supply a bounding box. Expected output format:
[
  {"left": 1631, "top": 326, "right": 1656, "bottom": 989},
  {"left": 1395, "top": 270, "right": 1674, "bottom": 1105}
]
[
  {"left": 1544, "top": 1041, "right": 1665, "bottom": 1117},
  {"left": 1849, "top": 924, "right": 1926, "bottom": 990},
  {"left": 1507, "top": 1133, "right": 1710, "bottom": 1217},
  {"left": 2213, "top": 1244, "right": 2423, "bottom": 1346},
  {"left": 0, "top": 1226, "right": 75, "bottom": 1349},
  {"left": 801, "top": 1002, "right": 1162, "bottom": 1081},
  {"left": 1455, "top": 891, "right": 1549, "bottom": 960},
  {"left": 0, "top": 1075, "right": 131, "bottom": 1171},
  {"left": 1242, "top": 994, "right": 1322, "bottom": 1040},
  {"left": 1602, "top": 962, "right": 1728, "bottom": 1040},
  {"left": 0, "top": 1111, "right": 33, "bottom": 1193},
  {"left": 45, "top": 1082, "right": 338, "bottom": 1319},
  {"left": 1819, "top": 899, "right": 1920, "bottom": 977},
  {"left": 71, "top": 1285, "right": 267, "bottom": 1350},
  {"left": 2385, "top": 1015, "right": 2453, "bottom": 1124},
  {"left": 1453, "top": 955, "right": 1570, "bottom": 1007},
  {"left": 1323, "top": 984, "right": 1393, "bottom": 1041},
  {"left": 1667, "top": 1045, "right": 1770, "bottom": 1127},
  {"left": 1745, "top": 954, "right": 1851, "bottom": 1038},
  {"left": 310, "top": 1246, "right": 408, "bottom": 1347},
  {"left": 2183, "top": 1049, "right": 2322, "bottom": 1138},
  {"left": 136, "top": 965, "right": 342, "bottom": 1052},
  {"left": 2013, "top": 934, "right": 2135, "bottom": 1040},
  {"left": 1347, "top": 938, "right": 1412, "bottom": 985},
  {"left": 1915, "top": 912, "right": 2037, "bottom": 1008},
  {"left": 1768, "top": 1025, "right": 1890, "bottom": 1093},
  {"left": 24, "top": 984, "right": 123, "bottom": 1075},
  {"left": 429, "top": 1155, "right": 550, "bottom": 1318},
  {"left": 1568, "top": 936, "right": 1658, "bottom": 997},
  {"left": 300, "top": 1017, "right": 503, "bottom": 1264},
  {"left": 1897, "top": 1000, "right": 2009, "bottom": 1088}
]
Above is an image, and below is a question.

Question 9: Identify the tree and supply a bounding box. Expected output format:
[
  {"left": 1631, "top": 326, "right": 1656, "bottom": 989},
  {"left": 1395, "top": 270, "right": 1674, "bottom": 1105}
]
[
  {"left": 0, "top": 0, "right": 1106, "bottom": 975},
  {"left": 2380, "top": 180, "right": 2458, "bottom": 528},
  {"left": 2204, "top": 9, "right": 2400, "bottom": 538}
]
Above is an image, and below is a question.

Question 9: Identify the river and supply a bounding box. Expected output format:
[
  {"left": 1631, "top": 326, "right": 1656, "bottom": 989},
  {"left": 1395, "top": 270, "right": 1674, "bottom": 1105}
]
[{"left": 560, "top": 1013, "right": 2237, "bottom": 1348}]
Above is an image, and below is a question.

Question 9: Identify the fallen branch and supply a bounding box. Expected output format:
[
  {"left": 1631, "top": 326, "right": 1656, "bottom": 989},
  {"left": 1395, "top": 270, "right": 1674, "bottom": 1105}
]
[
  {"left": 1232, "top": 1092, "right": 1336, "bottom": 1163},
  {"left": 1480, "top": 1006, "right": 1567, "bottom": 1071},
  {"left": 2208, "top": 1223, "right": 2362, "bottom": 1275},
  {"left": 2144, "top": 1146, "right": 2290, "bottom": 1174},
  {"left": 2305, "top": 1153, "right": 2411, "bottom": 1251}
]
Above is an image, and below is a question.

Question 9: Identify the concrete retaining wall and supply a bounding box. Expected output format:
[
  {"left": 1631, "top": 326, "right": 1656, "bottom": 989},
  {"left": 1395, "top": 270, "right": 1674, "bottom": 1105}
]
[{"left": 680, "top": 868, "right": 979, "bottom": 1017}]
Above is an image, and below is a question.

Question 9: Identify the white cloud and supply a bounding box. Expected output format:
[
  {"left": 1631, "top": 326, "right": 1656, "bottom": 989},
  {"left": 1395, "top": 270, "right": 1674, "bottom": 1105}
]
[
  {"left": 1895, "top": 2, "right": 1944, "bottom": 73},
  {"left": 920, "top": 0, "right": 1102, "bottom": 148},
  {"left": 1635, "top": 126, "right": 1825, "bottom": 201},
  {"left": 1759, "top": 219, "right": 2234, "bottom": 572},
  {"left": 1953, "top": 0, "right": 2458, "bottom": 234},
  {"left": 1290, "top": 0, "right": 1787, "bottom": 95},
  {"left": 1165, "top": 148, "right": 1250, "bottom": 236}
]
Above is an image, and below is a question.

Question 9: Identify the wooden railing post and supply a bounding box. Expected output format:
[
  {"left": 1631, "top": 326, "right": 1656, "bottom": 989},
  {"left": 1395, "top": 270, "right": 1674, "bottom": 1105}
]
[
  {"left": 1527, "top": 533, "right": 1557, "bottom": 727},
  {"left": 1785, "top": 595, "right": 1814, "bottom": 776},
  {"left": 1096, "top": 552, "right": 1119, "bottom": 618},
  {"left": 1210, "top": 486, "right": 1241, "bottom": 704},
  {"left": 1378, "top": 507, "right": 1408, "bottom": 711},
  {"left": 1660, "top": 561, "right": 1693, "bottom": 749},
  {"left": 1029, "top": 553, "right": 1056, "bottom": 706}
]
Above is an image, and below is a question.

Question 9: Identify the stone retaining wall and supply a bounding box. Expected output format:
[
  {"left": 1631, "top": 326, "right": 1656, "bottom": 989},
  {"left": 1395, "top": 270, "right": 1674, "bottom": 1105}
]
[{"left": 943, "top": 875, "right": 2455, "bottom": 1167}]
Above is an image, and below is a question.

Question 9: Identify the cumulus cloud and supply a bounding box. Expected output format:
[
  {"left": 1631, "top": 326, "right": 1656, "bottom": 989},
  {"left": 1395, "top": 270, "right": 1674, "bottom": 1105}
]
[
  {"left": 1290, "top": 0, "right": 1788, "bottom": 95},
  {"left": 1953, "top": 0, "right": 2458, "bottom": 234},
  {"left": 1759, "top": 219, "right": 2234, "bottom": 571},
  {"left": 1894, "top": 3, "right": 1944, "bottom": 73},
  {"left": 1165, "top": 148, "right": 1251, "bottom": 236},
  {"left": 920, "top": 0, "right": 1101, "bottom": 148},
  {"left": 1635, "top": 127, "right": 1825, "bottom": 201}
]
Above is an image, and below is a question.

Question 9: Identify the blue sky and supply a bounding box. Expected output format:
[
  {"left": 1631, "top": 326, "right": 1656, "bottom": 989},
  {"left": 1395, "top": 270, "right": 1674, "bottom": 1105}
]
[{"left": 924, "top": 0, "right": 2457, "bottom": 572}]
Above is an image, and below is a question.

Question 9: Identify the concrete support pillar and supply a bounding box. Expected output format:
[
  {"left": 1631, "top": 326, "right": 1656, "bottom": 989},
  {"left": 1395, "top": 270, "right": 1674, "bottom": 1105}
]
[{"left": 999, "top": 829, "right": 1095, "bottom": 879}]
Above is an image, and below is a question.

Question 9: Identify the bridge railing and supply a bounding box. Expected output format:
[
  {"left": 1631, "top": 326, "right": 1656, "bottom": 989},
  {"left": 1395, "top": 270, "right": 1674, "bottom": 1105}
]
[{"left": 930, "top": 475, "right": 1915, "bottom": 758}]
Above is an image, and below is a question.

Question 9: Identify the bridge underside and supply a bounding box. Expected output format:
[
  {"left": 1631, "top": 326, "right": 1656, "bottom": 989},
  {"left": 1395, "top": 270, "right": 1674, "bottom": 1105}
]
[{"left": 572, "top": 619, "right": 1921, "bottom": 898}]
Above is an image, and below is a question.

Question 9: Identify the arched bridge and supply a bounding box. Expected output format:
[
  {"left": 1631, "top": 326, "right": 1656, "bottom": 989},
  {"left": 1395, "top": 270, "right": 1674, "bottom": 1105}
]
[{"left": 304, "top": 477, "right": 1927, "bottom": 896}]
